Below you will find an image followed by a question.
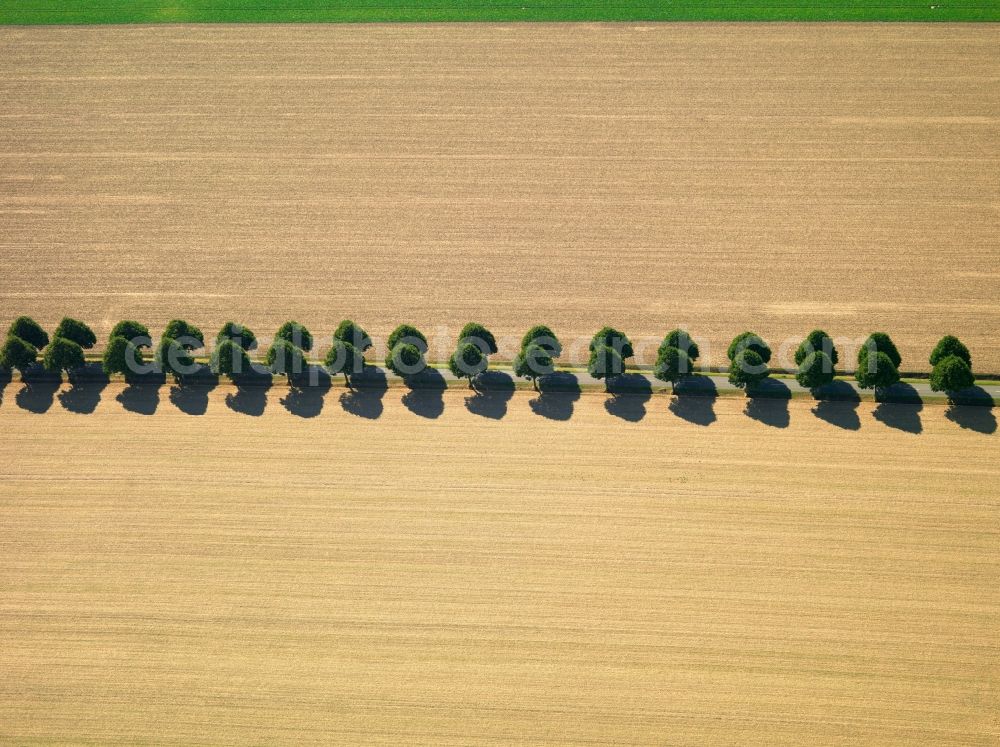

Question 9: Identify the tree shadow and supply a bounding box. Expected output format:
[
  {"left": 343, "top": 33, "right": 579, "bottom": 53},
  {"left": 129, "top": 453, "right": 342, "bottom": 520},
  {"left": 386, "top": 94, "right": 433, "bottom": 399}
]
[
  {"left": 529, "top": 372, "right": 581, "bottom": 421},
  {"left": 58, "top": 364, "right": 109, "bottom": 414},
  {"left": 15, "top": 367, "right": 60, "bottom": 414},
  {"left": 669, "top": 375, "right": 717, "bottom": 426},
  {"left": 873, "top": 383, "right": 923, "bottom": 434},
  {"left": 811, "top": 380, "right": 861, "bottom": 431},
  {"left": 225, "top": 371, "right": 272, "bottom": 417},
  {"left": 745, "top": 397, "right": 790, "bottom": 428},
  {"left": 340, "top": 367, "right": 388, "bottom": 420},
  {"left": 604, "top": 373, "right": 652, "bottom": 422},
  {"left": 401, "top": 367, "right": 446, "bottom": 419},
  {"left": 168, "top": 366, "right": 219, "bottom": 416},
  {"left": 465, "top": 370, "right": 515, "bottom": 420},
  {"left": 280, "top": 366, "right": 332, "bottom": 419},
  {"left": 945, "top": 403, "right": 996, "bottom": 435},
  {"left": 750, "top": 377, "right": 793, "bottom": 400},
  {"left": 947, "top": 385, "right": 996, "bottom": 408},
  {"left": 116, "top": 374, "right": 163, "bottom": 416},
  {"left": 744, "top": 378, "right": 791, "bottom": 428},
  {"left": 0, "top": 367, "right": 10, "bottom": 408},
  {"left": 879, "top": 381, "right": 924, "bottom": 404}
]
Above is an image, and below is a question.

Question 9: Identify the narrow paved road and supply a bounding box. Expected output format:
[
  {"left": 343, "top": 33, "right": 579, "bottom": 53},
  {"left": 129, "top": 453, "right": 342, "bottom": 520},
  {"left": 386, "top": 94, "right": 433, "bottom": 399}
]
[{"left": 7, "top": 363, "right": 997, "bottom": 407}]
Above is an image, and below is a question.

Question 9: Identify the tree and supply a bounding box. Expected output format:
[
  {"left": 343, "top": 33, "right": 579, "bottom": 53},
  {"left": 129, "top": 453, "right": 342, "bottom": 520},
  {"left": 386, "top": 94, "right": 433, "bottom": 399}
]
[
  {"left": 858, "top": 332, "right": 901, "bottom": 369},
  {"left": 155, "top": 337, "right": 195, "bottom": 383},
  {"left": 728, "top": 349, "right": 769, "bottom": 392},
  {"left": 795, "top": 329, "right": 839, "bottom": 366},
  {"left": 727, "top": 331, "right": 771, "bottom": 363},
  {"left": 163, "top": 319, "right": 205, "bottom": 350},
  {"left": 386, "top": 324, "right": 427, "bottom": 354},
  {"left": 324, "top": 339, "right": 365, "bottom": 387},
  {"left": 109, "top": 320, "right": 151, "bottom": 346},
  {"left": 796, "top": 351, "right": 835, "bottom": 394},
  {"left": 386, "top": 342, "right": 425, "bottom": 378},
  {"left": 930, "top": 355, "right": 974, "bottom": 396},
  {"left": 266, "top": 339, "right": 307, "bottom": 378},
  {"left": 458, "top": 322, "right": 498, "bottom": 355},
  {"left": 42, "top": 337, "right": 85, "bottom": 378},
  {"left": 53, "top": 317, "right": 97, "bottom": 349},
  {"left": 7, "top": 316, "right": 48, "bottom": 350},
  {"left": 855, "top": 350, "right": 899, "bottom": 399},
  {"left": 929, "top": 335, "right": 971, "bottom": 367},
  {"left": 448, "top": 342, "right": 487, "bottom": 388},
  {"left": 102, "top": 336, "right": 145, "bottom": 382},
  {"left": 333, "top": 319, "right": 372, "bottom": 351},
  {"left": 210, "top": 339, "right": 252, "bottom": 380},
  {"left": 0, "top": 335, "right": 38, "bottom": 374},
  {"left": 653, "top": 345, "right": 692, "bottom": 392},
  {"left": 216, "top": 321, "right": 258, "bottom": 351},
  {"left": 520, "top": 325, "right": 562, "bottom": 358},
  {"left": 590, "top": 327, "right": 634, "bottom": 359},
  {"left": 513, "top": 343, "right": 553, "bottom": 390},
  {"left": 588, "top": 344, "right": 624, "bottom": 390},
  {"left": 659, "top": 329, "right": 699, "bottom": 363},
  {"left": 275, "top": 320, "right": 314, "bottom": 352}
]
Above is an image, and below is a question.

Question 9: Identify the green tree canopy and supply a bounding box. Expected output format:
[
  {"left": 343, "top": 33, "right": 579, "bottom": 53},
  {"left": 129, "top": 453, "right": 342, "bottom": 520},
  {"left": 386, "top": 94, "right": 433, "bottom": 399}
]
[
  {"left": 520, "top": 325, "right": 562, "bottom": 358},
  {"left": 156, "top": 337, "right": 196, "bottom": 383},
  {"left": 448, "top": 342, "right": 487, "bottom": 387},
  {"left": 324, "top": 339, "right": 365, "bottom": 386},
  {"left": 795, "top": 329, "right": 839, "bottom": 366},
  {"left": 210, "top": 339, "right": 252, "bottom": 380},
  {"left": 653, "top": 345, "right": 692, "bottom": 391},
  {"left": 855, "top": 350, "right": 899, "bottom": 397},
  {"left": 163, "top": 319, "right": 205, "bottom": 350},
  {"left": 102, "top": 336, "right": 145, "bottom": 381},
  {"left": 42, "top": 337, "right": 86, "bottom": 378},
  {"left": 109, "top": 320, "right": 151, "bottom": 346},
  {"left": 216, "top": 321, "right": 258, "bottom": 351},
  {"left": 727, "top": 331, "right": 772, "bottom": 364},
  {"left": 588, "top": 344, "right": 625, "bottom": 389},
  {"left": 275, "top": 320, "right": 314, "bottom": 352},
  {"left": 333, "top": 319, "right": 372, "bottom": 352},
  {"left": 658, "top": 329, "right": 699, "bottom": 362},
  {"left": 386, "top": 324, "right": 427, "bottom": 354},
  {"left": 8, "top": 316, "right": 48, "bottom": 350},
  {"left": 386, "top": 342, "right": 425, "bottom": 378},
  {"left": 458, "top": 322, "right": 498, "bottom": 355},
  {"left": 53, "top": 317, "right": 97, "bottom": 349},
  {"left": 930, "top": 355, "right": 974, "bottom": 395},
  {"left": 513, "top": 343, "right": 554, "bottom": 390},
  {"left": 728, "top": 348, "right": 769, "bottom": 392},
  {"left": 589, "top": 326, "right": 634, "bottom": 359},
  {"left": 0, "top": 334, "right": 38, "bottom": 373},
  {"left": 796, "top": 351, "right": 835, "bottom": 393},
  {"left": 266, "top": 339, "right": 307, "bottom": 378},
  {"left": 858, "top": 332, "right": 901, "bottom": 369},
  {"left": 929, "top": 335, "right": 971, "bottom": 367}
]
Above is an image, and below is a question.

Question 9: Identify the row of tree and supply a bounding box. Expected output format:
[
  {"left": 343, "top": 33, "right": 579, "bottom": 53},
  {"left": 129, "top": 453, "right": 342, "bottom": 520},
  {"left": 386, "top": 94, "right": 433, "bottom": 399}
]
[
  {"left": 722, "top": 328, "right": 975, "bottom": 399},
  {"left": 0, "top": 316, "right": 980, "bottom": 399}
]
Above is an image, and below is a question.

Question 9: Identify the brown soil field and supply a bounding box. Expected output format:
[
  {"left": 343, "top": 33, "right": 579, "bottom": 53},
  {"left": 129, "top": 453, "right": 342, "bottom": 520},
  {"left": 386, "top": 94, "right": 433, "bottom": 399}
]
[
  {"left": 0, "top": 385, "right": 997, "bottom": 743},
  {"left": 1, "top": 24, "right": 998, "bottom": 371}
]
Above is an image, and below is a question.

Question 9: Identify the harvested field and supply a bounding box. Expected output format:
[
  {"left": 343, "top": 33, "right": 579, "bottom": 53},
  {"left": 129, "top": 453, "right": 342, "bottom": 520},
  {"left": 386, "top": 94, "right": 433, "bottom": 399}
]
[
  {"left": 0, "top": 385, "right": 997, "bottom": 743},
  {"left": 1, "top": 24, "right": 999, "bottom": 371}
]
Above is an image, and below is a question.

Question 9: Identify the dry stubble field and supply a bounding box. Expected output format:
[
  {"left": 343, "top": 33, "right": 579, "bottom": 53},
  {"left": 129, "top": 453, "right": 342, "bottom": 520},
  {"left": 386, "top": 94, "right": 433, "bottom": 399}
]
[
  {"left": 0, "top": 386, "right": 998, "bottom": 743},
  {"left": 1, "top": 24, "right": 998, "bottom": 369}
]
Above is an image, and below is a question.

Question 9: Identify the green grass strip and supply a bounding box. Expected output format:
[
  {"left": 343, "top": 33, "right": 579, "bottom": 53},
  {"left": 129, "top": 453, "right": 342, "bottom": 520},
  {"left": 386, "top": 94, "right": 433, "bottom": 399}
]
[{"left": 2, "top": 1, "right": 999, "bottom": 25}]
